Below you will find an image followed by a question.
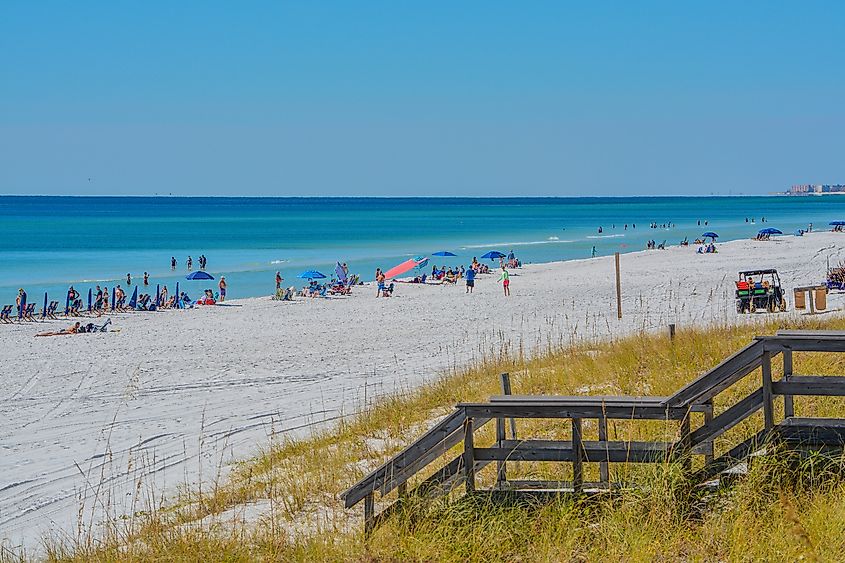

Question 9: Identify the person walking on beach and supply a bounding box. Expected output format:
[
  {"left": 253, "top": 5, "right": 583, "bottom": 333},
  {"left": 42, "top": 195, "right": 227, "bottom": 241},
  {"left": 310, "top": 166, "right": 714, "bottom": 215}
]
[
  {"left": 143, "top": 272, "right": 149, "bottom": 286},
  {"left": 498, "top": 266, "right": 510, "bottom": 297},
  {"left": 171, "top": 256, "right": 177, "bottom": 270},
  {"left": 275, "top": 271, "right": 283, "bottom": 290},
  {"left": 218, "top": 276, "right": 227, "bottom": 302},
  {"left": 465, "top": 265, "right": 476, "bottom": 294}
]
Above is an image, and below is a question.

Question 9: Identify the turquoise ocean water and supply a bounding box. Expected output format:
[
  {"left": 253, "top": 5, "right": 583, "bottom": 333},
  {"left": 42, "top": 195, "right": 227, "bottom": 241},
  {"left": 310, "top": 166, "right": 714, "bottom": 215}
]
[{"left": 1, "top": 195, "right": 843, "bottom": 304}]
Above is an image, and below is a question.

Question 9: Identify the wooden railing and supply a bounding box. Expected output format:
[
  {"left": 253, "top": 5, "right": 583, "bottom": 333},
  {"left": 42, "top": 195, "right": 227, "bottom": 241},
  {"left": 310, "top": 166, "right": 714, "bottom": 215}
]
[{"left": 341, "top": 330, "right": 845, "bottom": 532}]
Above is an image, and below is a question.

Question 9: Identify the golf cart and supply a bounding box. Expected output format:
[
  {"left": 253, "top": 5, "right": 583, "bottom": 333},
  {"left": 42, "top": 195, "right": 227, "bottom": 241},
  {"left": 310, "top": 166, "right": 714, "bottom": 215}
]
[{"left": 735, "top": 269, "right": 787, "bottom": 313}]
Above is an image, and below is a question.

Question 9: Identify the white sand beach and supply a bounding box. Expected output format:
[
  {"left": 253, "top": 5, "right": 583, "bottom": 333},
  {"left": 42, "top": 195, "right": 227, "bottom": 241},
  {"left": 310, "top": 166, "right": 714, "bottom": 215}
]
[{"left": 2, "top": 232, "right": 845, "bottom": 549}]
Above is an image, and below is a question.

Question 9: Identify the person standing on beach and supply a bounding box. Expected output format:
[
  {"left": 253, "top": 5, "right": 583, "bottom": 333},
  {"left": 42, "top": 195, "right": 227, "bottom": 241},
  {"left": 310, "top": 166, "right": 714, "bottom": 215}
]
[
  {"left": 498, "top": 266, "right": 510, "bottom": 297},
  {"left": 218, "top": 276, "right": 227, "bottom": 302},
  {"left": 143, "top": 272, "right": 149, "bottom": 286},
  {"left": 465, "top": 265, "right": 476, "bottom": 294},
  {"left": 376, "top": 270, "right": 386, "bottom": 297},
  {"left": 592, "top": 246, "right": 597, "bottom": 258},
  {"left": 275, "top": 271, "right": 283, "bottom": 290},
  {"left": 171, "top": 257, "right": 177, "bottom": 270}
]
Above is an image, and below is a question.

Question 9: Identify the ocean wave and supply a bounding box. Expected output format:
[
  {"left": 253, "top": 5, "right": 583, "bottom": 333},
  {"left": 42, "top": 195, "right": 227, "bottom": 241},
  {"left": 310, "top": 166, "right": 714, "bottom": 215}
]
[
  {"left": 461, "top": 239, "right": 574, "bottom": 249},
  {"left": 586, "top": 234, "right": 625, "bottom": 239},
  {"left": 270, "top": 259, "right": 288, "bottom": 264}
]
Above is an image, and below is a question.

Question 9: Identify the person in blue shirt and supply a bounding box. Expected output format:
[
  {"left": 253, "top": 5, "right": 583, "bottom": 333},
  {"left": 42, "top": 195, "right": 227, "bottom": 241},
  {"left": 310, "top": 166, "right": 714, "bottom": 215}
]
[{"left": 465, "top": 266, "right": 476, "bottom": 294}]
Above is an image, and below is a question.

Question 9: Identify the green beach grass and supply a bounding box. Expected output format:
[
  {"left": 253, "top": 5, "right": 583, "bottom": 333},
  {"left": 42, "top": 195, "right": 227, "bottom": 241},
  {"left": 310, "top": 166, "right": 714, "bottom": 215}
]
[{"left": 25, "top": 315, "right": 845, "bottom": 562}]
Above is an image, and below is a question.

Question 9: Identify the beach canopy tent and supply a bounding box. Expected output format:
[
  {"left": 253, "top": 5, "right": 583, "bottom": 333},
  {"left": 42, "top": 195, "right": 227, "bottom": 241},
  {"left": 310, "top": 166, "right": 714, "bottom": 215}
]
[
  {"left": 701, "top": 232, "right": 719, "bottom": 239},
  {"left": 830, "top": 221, "right": 845, "bottom": 226},
  {"left": 186, "top": 271, "right": 214, "bottom": 280},
  {"left": 481, "top": 251, "right": 506, "bottom": 260},
  {"left": 758, "top": 228, "right": 783, "bottom": 235},
  {"left": 432, "top": 251, "right": 457, "bottom": 257},
  {"left": 128, "top": 286, "right": 138, "bottom": 309},
  {"left": 298, "top": 270, "right": 326, "bottom": 280},
  {"left": 383, "top": 257, "right": 427, "bottom": 279}
]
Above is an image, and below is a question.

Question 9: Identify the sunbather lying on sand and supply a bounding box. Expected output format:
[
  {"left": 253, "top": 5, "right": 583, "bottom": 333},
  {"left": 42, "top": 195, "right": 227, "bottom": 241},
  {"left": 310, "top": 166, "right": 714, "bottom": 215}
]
[{"left": 36, "top": 322, "right": 81, "bottom": 337}]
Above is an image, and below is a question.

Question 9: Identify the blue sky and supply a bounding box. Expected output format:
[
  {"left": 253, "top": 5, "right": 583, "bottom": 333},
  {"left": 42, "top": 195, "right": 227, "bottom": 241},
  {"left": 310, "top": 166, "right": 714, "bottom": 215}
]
[{"left": 1, "top": 1, "right": 843, "bottom": 196}]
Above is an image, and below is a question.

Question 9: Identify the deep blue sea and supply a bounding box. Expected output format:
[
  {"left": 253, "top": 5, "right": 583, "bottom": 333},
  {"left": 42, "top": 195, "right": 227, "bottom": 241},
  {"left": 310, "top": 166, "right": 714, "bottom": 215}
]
[{"left": 1, "top": 195, "right": 843, "bottom": 304}]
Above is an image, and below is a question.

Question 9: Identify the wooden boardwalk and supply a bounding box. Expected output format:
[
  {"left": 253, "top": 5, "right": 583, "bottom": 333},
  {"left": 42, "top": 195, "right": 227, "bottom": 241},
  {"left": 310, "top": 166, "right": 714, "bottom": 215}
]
[{"left": 341, "top": 330, "right": 845, "bottom": 532}]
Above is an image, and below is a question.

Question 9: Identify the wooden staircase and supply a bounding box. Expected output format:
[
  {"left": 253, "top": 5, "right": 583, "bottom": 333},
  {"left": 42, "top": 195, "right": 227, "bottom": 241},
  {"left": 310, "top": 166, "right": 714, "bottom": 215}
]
[{"left": 341, "top": 330, "right": 845, "bottom": 532}]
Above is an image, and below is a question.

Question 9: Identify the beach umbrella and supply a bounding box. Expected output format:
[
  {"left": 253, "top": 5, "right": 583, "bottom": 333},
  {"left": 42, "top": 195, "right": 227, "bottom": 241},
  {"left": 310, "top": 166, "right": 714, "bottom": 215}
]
[
  {"left": 701, "top": 232, "right": 719, "bottom": 239},
  {"left": 87, "top": 288, "right": 92, "bottom": 312},
  {"left": 175, "top": 281, "right": 180, "bottom": 308},
  {"left": 297, "top": 270, "right": 326, "bottom": 280},
  {"left": 128, "top": 286, "right": 138, "bottom": 309},
  {"left": 432, "top": 251, "right": 457, "bottom": 257},
  {"left": 759, "top": 228, "right": 782, "bottom": 235},
  {"left": 42, "top": 292, "right": 48, "bottom": 319},
  {"left": 64, "top": 290, "right": 70, "bottom": 316},
  {"left": 335, "top": 262, "right": 347, "bottom": 284},
  {"left": 155, "top": 284, "right": 161, "bottom": 307},
  {"left": 830, "top": 221, "right": 845, "bottom": 226},
  {"left": 186, "top": 271, "right": 214, "bottom": 280},
  {"left": 383, "top": 258, "right": 422, "bottom": 279},
  {"left": 480, "top": 251, "right": 506, "bottom": 260},
  {"left": 111, "top": 287, "right": 116, "bottom": 311}
]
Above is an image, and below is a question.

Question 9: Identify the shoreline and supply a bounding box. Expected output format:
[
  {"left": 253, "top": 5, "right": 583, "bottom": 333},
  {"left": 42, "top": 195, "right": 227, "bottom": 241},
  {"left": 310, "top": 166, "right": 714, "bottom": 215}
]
[{"left": 3, "top": 232, "right": 845, "bottom": 549}]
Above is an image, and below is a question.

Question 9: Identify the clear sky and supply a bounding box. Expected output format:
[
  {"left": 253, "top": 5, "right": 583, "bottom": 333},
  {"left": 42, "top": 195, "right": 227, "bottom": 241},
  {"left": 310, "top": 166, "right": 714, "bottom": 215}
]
[{"left": 1, "top": 1, "right": 843, "bottom": 197}]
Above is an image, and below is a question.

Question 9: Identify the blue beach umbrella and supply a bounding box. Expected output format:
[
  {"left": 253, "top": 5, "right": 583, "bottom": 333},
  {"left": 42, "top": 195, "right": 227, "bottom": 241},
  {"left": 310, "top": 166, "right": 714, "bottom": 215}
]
[
  {"left": 42, "top": 292, "right": 48, "bottom": 319},
  {"left": 175, "top": 281, "right": 180, "bottom": 309},
  {"left": 64, "top": 290, "right": 70, "bottom": 316},
  {"left": 432, "top": 251, "right": 457, "bottom": 257},
  {"left": 701, "top": 232, "right": 719, "bottom": 239},
  {"left": 830, "top": 221, "right": 845, "bottom": 226},
  {"left": 298, "top": 270, "right": 326, "bottom": 280},
  {"left": 480, "top": 251, "right": 506, "bottom": 260},
  {"left": 155, "top": 284, "right": 161, "bottom": 307},
  {"left": 128, "top": 286, "right": 138, "bottom": 309},
  {"left": 759, "top": 228, "right": 782, "bottom": 235},
  {"left": 111, "top": 287, "right": 116, "bottom": 311},
  {"left": 87, "top": 288, "right": 92, "bottom": 312},
  {"left": 186, "top": 271, "right": 214, "bottom": 280}
]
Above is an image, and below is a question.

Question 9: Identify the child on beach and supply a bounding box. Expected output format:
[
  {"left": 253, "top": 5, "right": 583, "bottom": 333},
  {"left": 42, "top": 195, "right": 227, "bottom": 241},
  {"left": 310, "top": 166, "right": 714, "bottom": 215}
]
[
  {"left": 498, "top": 267, "right": 510, "bottom": 297},
  {"left": 218, "top": 277, "right": 227, "bottom": 301}
]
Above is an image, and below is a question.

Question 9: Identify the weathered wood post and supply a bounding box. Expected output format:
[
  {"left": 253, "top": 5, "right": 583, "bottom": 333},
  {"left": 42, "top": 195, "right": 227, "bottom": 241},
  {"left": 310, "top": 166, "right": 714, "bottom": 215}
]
[
  {"left": 669, "top": 323, "right": 676, "bottom": 341},
  {"left": 783, "top": 350, "right": 794, "bottom": 418},
  {"left": 364, "top": 493, "right": 375, "bottom": 535},
  {"left": 598, "top": 414, "right": 609, "bottom": 484},
  {"left": 679, "top": 410, "right": 692, "bottom": 472},
  {"left": 702, "top": 400, "right": 714, "bottom": 465},
  {"left": 615, "top": 252, "right": 622, "bottom": 320},
  {"left": 761, "top": 351, "right": 775, "bottom": 429},
  {"left": 572, "top": 418, "right": 584, "bottom": 493},
  {"left": 463, "top": 418, "right": 476, "bottom": 494},
  {"left": 500, "top": 372, "right": 517, "bottom": 439}
]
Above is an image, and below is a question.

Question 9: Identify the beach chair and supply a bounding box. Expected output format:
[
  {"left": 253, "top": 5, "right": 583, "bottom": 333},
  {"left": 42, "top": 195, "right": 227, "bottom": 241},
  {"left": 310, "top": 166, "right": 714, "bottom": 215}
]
[
  {"left": 0, "top": 305, "right": 11, "bottom": 324},
  {"left": 23, "top": 303, "right": 36, "bottom": 321}
]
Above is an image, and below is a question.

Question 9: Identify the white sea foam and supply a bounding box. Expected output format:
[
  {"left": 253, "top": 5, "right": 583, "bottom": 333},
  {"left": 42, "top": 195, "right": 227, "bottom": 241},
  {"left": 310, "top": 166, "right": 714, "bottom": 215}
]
[
  {"left": 461, "top": 239, "right": 574, "bottom": 249},
  {"left": 586, "top": 234, "right": 625, "bottom": 239}
]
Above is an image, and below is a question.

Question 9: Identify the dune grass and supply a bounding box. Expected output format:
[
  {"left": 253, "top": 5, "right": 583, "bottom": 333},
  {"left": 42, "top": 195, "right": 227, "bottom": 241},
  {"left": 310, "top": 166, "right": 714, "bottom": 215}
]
[{"left": 27, "top": 315, "right": 845, "bottom": 562}]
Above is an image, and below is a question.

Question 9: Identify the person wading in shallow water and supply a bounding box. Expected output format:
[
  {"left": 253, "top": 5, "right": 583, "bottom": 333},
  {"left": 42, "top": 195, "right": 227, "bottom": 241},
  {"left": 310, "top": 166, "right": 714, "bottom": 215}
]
[{"left": 498, "top": 266, "right": 510, "bottom": 297}]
